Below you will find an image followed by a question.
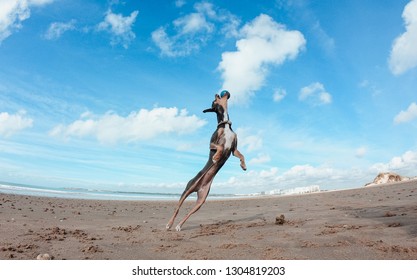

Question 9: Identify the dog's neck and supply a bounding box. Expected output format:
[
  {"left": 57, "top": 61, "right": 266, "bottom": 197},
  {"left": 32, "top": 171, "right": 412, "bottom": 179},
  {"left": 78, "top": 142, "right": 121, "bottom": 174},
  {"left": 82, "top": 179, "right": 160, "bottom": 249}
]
[
  {"left": 217, "top": 120, "right": 232, "bottom": 127},
  {"left": 217, "top": 109, "right": 231, "bottom": 127}
]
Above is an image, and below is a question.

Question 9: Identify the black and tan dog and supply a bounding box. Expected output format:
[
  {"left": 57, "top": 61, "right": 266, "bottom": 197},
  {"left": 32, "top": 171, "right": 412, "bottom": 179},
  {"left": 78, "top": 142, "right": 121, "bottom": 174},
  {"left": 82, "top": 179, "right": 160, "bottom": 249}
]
[{"left": 166, "top": 90, "right": 247, "bottom": 231}]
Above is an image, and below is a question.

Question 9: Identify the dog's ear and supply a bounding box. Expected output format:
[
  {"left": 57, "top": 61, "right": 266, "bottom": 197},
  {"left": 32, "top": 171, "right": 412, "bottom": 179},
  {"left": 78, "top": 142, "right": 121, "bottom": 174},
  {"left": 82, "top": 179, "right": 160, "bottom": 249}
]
[{"left": 203, "top": 108, "right": 215, "bottom": 113}]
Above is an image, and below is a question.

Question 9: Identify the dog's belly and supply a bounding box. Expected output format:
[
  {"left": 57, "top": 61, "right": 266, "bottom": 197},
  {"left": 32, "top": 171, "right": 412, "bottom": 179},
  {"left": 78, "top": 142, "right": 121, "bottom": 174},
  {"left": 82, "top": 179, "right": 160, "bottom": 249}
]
[{"left": 224, "top": 126, "right": 235, "bottom": 150}]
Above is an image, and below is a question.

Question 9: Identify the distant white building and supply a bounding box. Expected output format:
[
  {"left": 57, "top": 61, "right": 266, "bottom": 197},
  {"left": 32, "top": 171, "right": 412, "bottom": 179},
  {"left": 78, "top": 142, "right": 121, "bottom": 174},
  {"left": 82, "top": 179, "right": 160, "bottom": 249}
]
[{"left": 266, "top": 185, "right": 321, "bottom": 196}]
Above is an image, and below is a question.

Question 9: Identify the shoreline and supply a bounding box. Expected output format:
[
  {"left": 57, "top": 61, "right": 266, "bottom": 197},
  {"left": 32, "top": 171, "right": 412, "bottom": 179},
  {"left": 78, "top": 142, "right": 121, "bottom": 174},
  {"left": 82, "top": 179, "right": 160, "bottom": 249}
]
[
  {"left": 0, "top": 180, "right": 331, "bottom": 202},
  {"left": 1, "top": 180, "right": 417, "bottom": 260}
]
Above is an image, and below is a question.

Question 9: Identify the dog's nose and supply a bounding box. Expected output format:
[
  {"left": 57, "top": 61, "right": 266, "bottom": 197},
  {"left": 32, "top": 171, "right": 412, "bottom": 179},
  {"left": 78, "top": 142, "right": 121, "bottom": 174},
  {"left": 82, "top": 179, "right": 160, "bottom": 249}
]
[{"left": 203, "top": 108, "right": 214, "bottom": 113}]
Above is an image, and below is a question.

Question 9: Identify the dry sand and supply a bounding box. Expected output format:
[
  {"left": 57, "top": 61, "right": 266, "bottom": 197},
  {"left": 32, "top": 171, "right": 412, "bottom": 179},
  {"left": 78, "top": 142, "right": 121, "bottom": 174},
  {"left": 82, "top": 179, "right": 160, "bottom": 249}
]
[{"left": 1, "top": 181, "right": 417, "bottom": 260}]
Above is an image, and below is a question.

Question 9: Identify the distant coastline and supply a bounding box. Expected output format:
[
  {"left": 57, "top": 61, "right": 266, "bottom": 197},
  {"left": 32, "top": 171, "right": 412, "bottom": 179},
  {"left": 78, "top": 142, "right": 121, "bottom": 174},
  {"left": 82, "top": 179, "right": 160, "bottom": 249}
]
[
  {"left": 0, "top": 181, "right": 324, "bottom": 201},
  {"left": 0, "top": 181, "right": 254, "bottom": 201}
]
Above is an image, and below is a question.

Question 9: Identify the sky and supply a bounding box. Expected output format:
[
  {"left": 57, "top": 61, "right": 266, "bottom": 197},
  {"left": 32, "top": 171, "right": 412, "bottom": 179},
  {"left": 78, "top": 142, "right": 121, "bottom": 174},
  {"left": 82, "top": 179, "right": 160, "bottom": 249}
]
[{"left": 1, "top": 0, "right": 417, "bottom": 195}]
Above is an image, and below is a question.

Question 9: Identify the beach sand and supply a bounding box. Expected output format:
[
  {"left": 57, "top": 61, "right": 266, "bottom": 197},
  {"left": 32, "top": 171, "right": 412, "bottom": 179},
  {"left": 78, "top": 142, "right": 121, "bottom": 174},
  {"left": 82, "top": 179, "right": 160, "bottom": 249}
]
[{"left": 1, "top": 181, "right": 417, "bottom": 260}]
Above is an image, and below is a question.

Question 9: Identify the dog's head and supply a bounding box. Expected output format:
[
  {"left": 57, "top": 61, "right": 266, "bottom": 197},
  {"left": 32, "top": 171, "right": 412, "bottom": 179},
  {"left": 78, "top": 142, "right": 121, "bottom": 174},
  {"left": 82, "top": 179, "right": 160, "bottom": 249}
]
[
  {"left": 203, "top": 90, "right": 230, "bottom": 114},
  {"left": 203, "top": 90, "right": 231, "bottom": 124}
]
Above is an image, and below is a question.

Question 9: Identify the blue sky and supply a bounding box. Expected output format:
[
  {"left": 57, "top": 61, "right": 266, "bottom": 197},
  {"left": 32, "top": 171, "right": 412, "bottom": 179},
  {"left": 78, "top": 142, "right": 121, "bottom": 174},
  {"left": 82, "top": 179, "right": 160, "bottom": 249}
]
[{"left": 1, "top": 0, "right": 417, "bottom": 195}]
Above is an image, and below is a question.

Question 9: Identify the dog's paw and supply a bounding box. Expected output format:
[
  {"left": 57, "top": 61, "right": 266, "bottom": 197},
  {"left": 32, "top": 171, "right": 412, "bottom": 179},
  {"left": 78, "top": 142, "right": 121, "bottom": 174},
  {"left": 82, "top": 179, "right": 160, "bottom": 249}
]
[
  {"left": 241, "top": 163, "right": 247, "bottom": 171},
  {"left": 175, "top": 224, "right": 182, "bottom": 232},
  {"left": 166, "top": 223, "right": 172, "bottom": 230}
]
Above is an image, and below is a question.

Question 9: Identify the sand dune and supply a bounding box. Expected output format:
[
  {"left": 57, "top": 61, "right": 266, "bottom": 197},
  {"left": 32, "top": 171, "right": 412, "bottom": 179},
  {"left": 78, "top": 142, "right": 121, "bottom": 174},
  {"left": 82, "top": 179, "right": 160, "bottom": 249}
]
[{"left": 1, "top": 180, "right": 417, "bottom": 260}]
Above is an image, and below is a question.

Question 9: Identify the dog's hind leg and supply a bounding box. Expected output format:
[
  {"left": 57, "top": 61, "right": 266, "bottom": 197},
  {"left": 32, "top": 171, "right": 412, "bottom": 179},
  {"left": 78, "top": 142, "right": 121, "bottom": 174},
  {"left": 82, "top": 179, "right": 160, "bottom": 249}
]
[
  {"left": 166, "top": 193, "right": 188, "bottom": 230},
  {"left": 175, "top": 183, "right": 211, "bottom": 231},
  {"left": 166, "top": 185, "right": 195, "bottom": 230},
  {"left": 166, "top": 164, "right": 213, "bottom": 230}
]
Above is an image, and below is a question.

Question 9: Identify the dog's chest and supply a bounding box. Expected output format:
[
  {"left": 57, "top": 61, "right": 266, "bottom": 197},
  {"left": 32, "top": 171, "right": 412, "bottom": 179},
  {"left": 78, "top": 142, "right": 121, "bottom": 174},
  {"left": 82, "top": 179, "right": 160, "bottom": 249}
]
[{"left": 223, "top": 125, "right": 235, "bottom": 150}]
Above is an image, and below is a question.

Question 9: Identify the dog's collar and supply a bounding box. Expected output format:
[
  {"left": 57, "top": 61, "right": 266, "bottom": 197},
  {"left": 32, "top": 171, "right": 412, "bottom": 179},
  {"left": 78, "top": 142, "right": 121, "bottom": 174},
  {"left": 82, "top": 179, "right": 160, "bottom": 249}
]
[{"left": 217, "top": 120, "right": 232, "bottom": 127}]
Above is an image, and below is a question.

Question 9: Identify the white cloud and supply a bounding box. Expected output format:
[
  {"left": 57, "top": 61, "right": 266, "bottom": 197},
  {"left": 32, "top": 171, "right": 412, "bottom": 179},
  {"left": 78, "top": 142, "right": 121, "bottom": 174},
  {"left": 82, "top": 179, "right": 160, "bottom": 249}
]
[
  {"left": 49, "top": 107, "right": 207, "bottom": 144},
  {"left": 235, "top": 127, "right": 263, "bottom": 152},
  {"left": 355, "top": 146, "right": 367, "bottom": 158},
  {"left": 44, "top": 19, "right": 76, "bottom": 40},
  {"left": 176, "top": 148, "right": 417, "bottom": 193},
  {"left": 216, "top": 164, "right": 348, "bottom": 194},
  {"left": 97, "top": 9, "right": 138, "bottom": 48},
  {"left": 162, "top": 149, "right": 417, "bottom": 193},
  {"left": 273, "top": 88, "right": 287, "bottom": 102},
  {"left": 175, "top": 0, "right": 186, "bottom": 8},
  {"left": 389, "top": 0, "right": 417, "bottom": 75},
  {"left": 372, "top": 150, "right": 417, "bottom": 175},
  {"left": 176, "top": 142, "right": 193, "bottom": 152},
  {"left": 174, "top": 13, "right": 213, "bottom": 35},
  {"left": 218, "top": 14, "right": 306, "bottom": 104},
  {"left": 152, "top": 2, "right": 215, "bottom": 57},
  {"left": 394, "top": 102, "right": 417, "bottom": 124},
  {"left": 0, "top": 0, "right": 54, "bottom": 43},
  {"left": 358, "top": 79, "right": 382, "bottom": 97},
  {"left": 220, "top": 16, "right": 240, "bottom": 38},
  {"left": 249, "top": 153, "right": 271, "bottom": 165},
  {"left": 194, "top": 1, "right": 216, "bottom": 18},
  {"left": 28, "top": 0, "right": 53, "bottom": 3},
  {"left": 152, "top": 1, "right": 240, "bottom": 57},
  {"left": 151, "top": 27, "right": 182, "bottom": 57},
  {"left": 277, "top": 1, "right": 335, "bottom": 55},
  {"left": 282, "top": 164, "right": 338, "bottom": 181},
  {"left": 299, "top": 82, "right": 332, "bottom": 105},
  {"left": 259, "top": 167, "right": 278, "bottom": 177},
  {"left": 311, "top": 20, "right": 335, "bottom": 54},
  {"left": 0, "top": 110, "right": 33, "bottom": 137}
]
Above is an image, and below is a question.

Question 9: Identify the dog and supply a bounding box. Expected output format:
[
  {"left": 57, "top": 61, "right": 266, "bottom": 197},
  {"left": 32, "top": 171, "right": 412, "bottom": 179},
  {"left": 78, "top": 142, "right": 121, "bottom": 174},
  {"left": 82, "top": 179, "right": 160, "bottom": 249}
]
[{"left": 166, "top": 90, "right": 247, "bottom": 231}]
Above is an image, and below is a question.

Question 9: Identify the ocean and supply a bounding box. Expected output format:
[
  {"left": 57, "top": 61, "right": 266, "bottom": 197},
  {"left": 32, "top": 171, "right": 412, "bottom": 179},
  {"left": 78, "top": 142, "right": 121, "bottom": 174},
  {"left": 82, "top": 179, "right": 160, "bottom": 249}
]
[{"left": 0, "top": 181, "right": 248, "bottom": 201}]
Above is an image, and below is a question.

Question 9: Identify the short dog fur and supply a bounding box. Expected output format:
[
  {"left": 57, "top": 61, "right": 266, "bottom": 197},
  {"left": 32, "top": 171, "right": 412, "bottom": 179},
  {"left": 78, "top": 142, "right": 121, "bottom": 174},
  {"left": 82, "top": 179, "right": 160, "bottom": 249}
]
[{"left": 166, "top": 91, "right": 246, "bottom": 231}]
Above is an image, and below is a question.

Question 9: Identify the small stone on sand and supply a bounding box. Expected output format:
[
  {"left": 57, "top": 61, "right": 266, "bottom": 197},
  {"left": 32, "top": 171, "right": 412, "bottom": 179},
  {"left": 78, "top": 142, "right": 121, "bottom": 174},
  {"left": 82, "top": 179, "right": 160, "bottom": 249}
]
[
  {"left": 36, "top": 253, "right": 51, "bottom": 260},
  {"left": 275, "top": 214, "right": 285, "bottom": 225}
]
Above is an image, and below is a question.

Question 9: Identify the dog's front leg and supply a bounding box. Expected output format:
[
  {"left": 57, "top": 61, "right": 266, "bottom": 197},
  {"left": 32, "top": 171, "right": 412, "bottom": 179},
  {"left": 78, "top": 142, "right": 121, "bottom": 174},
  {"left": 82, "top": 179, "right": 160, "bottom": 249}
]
[
  {"left": 233, "top": 148, "right": 247, "bottom": 171},
  {"left": 210, "top": 142, "right": 224, "bottom": 163}
]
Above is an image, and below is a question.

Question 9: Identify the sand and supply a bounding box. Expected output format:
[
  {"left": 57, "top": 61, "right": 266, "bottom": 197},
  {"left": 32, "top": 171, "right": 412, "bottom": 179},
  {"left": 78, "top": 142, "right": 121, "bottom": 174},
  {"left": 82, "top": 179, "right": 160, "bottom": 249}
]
[{"left": 1, "top": 181, "right": 417, "bottom": 260}]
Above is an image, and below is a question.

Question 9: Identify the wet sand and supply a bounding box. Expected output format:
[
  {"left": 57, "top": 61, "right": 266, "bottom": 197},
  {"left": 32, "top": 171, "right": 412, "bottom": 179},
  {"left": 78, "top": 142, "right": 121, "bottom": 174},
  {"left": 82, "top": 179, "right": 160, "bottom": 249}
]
[{"left": 1, "top": 180, "right": 417, "bottom": 260}]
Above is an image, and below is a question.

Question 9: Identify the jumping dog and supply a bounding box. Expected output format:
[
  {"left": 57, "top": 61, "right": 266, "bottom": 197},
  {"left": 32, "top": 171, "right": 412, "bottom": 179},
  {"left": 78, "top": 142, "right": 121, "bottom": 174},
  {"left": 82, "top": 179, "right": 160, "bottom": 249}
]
[{"left": 166, "top": 90, "right": 247, "bottom": 231}]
